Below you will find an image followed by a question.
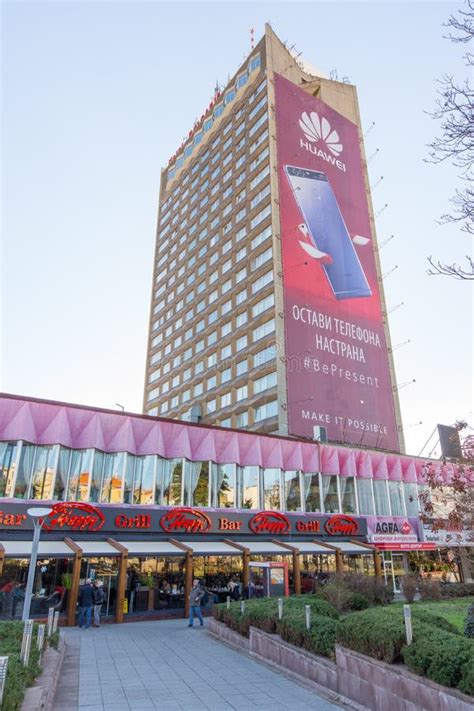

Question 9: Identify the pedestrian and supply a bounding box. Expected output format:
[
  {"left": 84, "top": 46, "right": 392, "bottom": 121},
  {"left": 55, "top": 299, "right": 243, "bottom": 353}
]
[
  {"left": 77, "top": 578, "right": 94, "bottom": 629},
  {"left": 92, "top": 580, "right": 105, "bottom": 627},
  {"left": 188, "top": 578, "right": 204, "bottom": 627}
]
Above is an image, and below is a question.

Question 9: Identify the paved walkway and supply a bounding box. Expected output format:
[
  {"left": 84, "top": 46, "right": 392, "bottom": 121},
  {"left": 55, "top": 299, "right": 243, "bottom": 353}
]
[{"left": 53, "top": 619, "right": 344, "bottom": 711}]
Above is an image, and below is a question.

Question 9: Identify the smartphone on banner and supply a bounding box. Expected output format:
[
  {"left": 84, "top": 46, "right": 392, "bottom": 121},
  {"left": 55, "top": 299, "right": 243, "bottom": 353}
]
[{"left": 285, "top": 166, "right": 372, "bottom": 299}]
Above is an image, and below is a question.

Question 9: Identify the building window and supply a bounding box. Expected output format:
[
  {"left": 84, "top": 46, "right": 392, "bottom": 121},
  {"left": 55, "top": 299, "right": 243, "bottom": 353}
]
[
  {"left": 253, "top": 344, "right": 277, "bottom": 368},
  {"left": 284, "top": 471, "right": 301, "bottom": 511},
  {"left": 240, "top": 466, "right": 259, "bottom": 509},
  {"left": 253, "top": 371, "right": 277, "bottom": 394},
  {"left": 212, "top": 463, "right": 236, "bottom": 508},
  {"left": 236, "top": 359, "right": 248, "bottom": 376},
  {"left": 373, "top": 480, "right": 390, "bottom": 515},
  {"left": 253, "top": 319, "right": 275, "bottom": 342},
  {"left": 160, "top": 458, "right": 183, "bottom": 506},
  {"left": 207, "top": 399, "right": 217, "bottom": 414},
  {"left": 263, "top": 468, "right": 280, "bottom": 509},
  {"left": 254, "top": 400, "right": 278, "bottom": 422},
  {"left": 388, "top": 481, "right": 405, "bottom": 516},
  {"left": 235, "top": 411, "right": 248, "bottom": 428},
  {"left": 340, "top": 477, "right": 357, "bottom": 514},
  {"left": 302, "top": 473, "right": 321, "bottom": 512},
  {"left": 236, "top": 385, "right": 248, "bottom": 400},
  {"left": 252, "top": 293, "right": 274, "bottom": 318},
  {"left": 321, "top": 475, "right": 339, "bottom": 513},
  {"left": 221, "top": 392, "right": 232, "bottom": 408},
  {"left": 357, "top": 479, "right": 375, "bottom": 515}
]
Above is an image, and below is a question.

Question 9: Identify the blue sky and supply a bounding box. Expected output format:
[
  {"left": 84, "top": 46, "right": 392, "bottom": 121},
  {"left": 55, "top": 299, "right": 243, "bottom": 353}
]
[{"left": 2, "top": 1, "right": 472, "bottom": 457}]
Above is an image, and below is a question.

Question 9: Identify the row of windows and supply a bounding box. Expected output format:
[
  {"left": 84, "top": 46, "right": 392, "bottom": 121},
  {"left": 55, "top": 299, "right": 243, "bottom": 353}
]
[
  {"left": 0, "top": 441, "right": 422, "bottom": 517},
  {"left": 167, "top": 56, "right": 262, "bottom": 179},
  {"left": 148, "top": 353, "right": 278, "bottom": 418}
]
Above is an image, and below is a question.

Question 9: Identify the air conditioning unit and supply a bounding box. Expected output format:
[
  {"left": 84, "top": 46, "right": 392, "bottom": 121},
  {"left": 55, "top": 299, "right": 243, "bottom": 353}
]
[{"left": 312, "top": 426, "right": 328, "bottom": 443}]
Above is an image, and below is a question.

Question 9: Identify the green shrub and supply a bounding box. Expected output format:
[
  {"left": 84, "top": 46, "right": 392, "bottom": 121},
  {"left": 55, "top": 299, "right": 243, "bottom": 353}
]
[
  {"left": 441, "top": 583, "right": 474, "bottom": 599},
  {"left": 277, "top": 612, "right": 339, "bottom": 659},
  {"left": 347, "top": 592, "right": 369, "bottom": 610},
  {"left": 402, "top": 623, "right": 474, "bottom": 694},
  {"left": 465, "top": 604, "right": 474, "bottom": 638},
  {"left": 0, "top": 621, "right": 42, "bottom": 711},
  {"left": 315, "top": 583, "right": 353, "bottom": 612},
  {"left": 336, "top": 606, "right": 406, "bottom": 663}
]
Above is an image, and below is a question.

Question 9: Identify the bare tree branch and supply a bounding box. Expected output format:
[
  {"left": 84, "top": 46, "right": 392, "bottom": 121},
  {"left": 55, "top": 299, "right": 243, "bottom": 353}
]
[{"left": 426, "top": 0, "right": 474, "bottom": 275}]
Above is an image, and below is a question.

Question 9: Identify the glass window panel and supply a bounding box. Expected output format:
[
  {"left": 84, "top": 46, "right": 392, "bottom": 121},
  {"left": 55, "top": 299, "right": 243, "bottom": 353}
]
[
  {"left": 67, "top": 449, "right": 93, "bottom": 502},
  {"left": 302, "top": 473, "right": 321, "bottom": 512},
  {"left": 321, "top": 475, "right": 339, "bottom": 513},
  {"left": 340, "top": 477, "right": 357, "bottom": 514},
  {"left": 0, "top": 442, "right": 18, "bottom": 498},
  {"left": 89, "top": 451, "right": 104, "bottom": 502},
  {"left": 54, "top": 447, "right": 70, "bottom": 500},
  {"left": 373, "top": 480, "right": 390, "bottom": 515},
  {"left": 123, "top": 454, "right": 135, "bottom": 504},
  {"left": 404, "top": 483, "right": 419, "bottom": 517},
  {"left": 357, "top": 478, "right": 375, "bottom": 515},
  {"left": 100, "top": 452, "right": 126, "bottom": 503},
  {"left": 283, "top": 470, "right": 301, "bottom": 511},
  {"left": 241, "top": 466, "right": 259, "bottom": 509},
  {"left": 263, "top": 468, "right": 280, "bottom": 510},
  {"left": 133, "top": 455, "right": 156, "bottom": 505},
  {"left": 388, "top": 481, "right": 405, "bottom": 516},
  {"left": 160, "top": 458, "right": 183, "bottom": 506},
  {"left": 212, "top": 463, "right": 236, "bottom": 508},
  {"left": 30, "top": 446, "right": 57, "bottom": 500},
  {"left": 14, "top": 444, "right": 36, "bottom": 499},
  {"left": 184, "top": 460, "right": 209, "bottom": 507}
]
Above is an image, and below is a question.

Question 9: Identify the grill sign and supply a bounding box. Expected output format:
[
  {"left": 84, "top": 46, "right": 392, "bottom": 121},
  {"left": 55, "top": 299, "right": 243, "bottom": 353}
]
[
  {"left": 41, "top": 502, "right": 105, "bottom": 532},
  {"left": 249, "top": 511, "right": 290, "bottom": 535},
  {"left": 159, "top": 507, "right": 211, "bottom": 533},
  {"left": 325, "top": 515, "right": 359, "bottom": 536}
]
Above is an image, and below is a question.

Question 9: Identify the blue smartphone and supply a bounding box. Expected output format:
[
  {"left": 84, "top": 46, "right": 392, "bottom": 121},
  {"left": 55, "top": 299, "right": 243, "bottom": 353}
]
[{"left": 285, "top": 166, "right": 372, "bottom": 299}]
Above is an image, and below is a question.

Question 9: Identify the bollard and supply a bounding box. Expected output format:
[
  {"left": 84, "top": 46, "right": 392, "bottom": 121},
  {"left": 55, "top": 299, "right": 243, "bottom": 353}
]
[
  {"left": 37, "top": 624, "right": 46, "bottom": 654},
  {"left": 305, "top": 604, "right": 311, "bottom": 631},
  {"left": 21, "top": 620, "right": 34, "bottom": 665},
  {"left": 47, "top": 607, "right": 54, "bottom": 637},
  {"left": 0, "top": 656, "right": 8, "bottom": 706},
  {"left": 278, "top": 597, "right": 283, "bottom": 620},
  {"left": 53, "top": 610, "right": 60, "bottom": 633},
  {"left": 226, "top": 596, "right": 230, "bottom": 610},
  {"left": 403, "top": 604, "right": 413, "bottom": 645},
  {"left": 240, "top": 599, "right": 245, "bottom": 615}
]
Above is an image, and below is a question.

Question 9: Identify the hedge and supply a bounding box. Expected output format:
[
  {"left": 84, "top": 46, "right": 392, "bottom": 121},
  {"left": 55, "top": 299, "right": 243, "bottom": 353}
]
[
  {"left": 441, "top": 583, "right": 474, "bottom": 599},
  {"left": 0, "top": 621, "right": 41, "bottom": 711},
  {"left": 402, "top": 623, "right": 474, "bottom": 695}
]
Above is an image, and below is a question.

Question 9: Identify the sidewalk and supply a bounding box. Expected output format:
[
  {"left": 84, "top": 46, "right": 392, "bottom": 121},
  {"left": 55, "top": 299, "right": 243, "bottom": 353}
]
[{"left": 53, "top": 618, "right": 344, "bottom": 711}]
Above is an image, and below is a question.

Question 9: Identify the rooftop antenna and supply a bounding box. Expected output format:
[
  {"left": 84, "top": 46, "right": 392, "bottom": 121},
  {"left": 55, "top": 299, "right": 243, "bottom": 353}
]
[
  {"left": 380, "top": 234, "right": 395, "bottom": 249},
  {"left": 380, "top": 264, "right": 398, "bottom": 280},
  {"left": 372, "top": 175, "right": 384, "bottom": 190},
  {"left": 375, "top": 203, "right": 388, "bottom": 218},
  {"left": 250, "top": 27, "right": 255, "bottom": 50},
  {"left": 367, "top": 148, "right": 380, "bottom": 164},
  {"left": 364, "top": 121, "right": 376, "bottom": 138},
  {"left": 394, "top": 379, "right": 416, "bottom": 392},
  {"left": 387, "top": 301, "right": 404, "bottom": 314},
  {"left": 391, "top": 338, "right": 411, "bottom": 351}
]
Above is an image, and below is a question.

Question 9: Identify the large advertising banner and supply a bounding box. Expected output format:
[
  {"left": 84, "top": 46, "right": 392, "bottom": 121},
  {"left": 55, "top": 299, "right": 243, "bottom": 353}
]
[{"left": 274, "top": 74, "right": 400, "bottom": 451}]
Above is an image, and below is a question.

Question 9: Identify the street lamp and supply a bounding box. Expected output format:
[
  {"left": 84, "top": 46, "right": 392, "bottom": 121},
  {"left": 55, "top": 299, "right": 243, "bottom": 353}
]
[{"left": 22, "top": 507, "right": 53, "bottom": 622}]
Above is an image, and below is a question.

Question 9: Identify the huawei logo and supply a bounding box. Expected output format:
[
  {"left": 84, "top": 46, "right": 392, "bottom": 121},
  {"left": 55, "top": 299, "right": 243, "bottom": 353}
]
[{"left": 299, "top": 112, "right": 343, "bottom": 157}]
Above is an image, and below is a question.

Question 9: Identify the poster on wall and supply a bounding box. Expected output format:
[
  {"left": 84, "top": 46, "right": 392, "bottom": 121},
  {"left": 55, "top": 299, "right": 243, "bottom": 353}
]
[{"left": 274, "top": 73, "right": 400, "bottom": 451}]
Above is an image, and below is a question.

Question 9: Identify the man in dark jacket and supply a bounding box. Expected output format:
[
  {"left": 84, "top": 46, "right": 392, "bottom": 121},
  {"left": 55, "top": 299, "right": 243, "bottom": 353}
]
[
  {"left": 92, "top": 580, "right": 106, "bottom": 628},
  {"left": 78, "top": 579, "right": 94, "bottom": 629},
  {"left": 188, "top": 579, "right": 204, "bottom": 627}
]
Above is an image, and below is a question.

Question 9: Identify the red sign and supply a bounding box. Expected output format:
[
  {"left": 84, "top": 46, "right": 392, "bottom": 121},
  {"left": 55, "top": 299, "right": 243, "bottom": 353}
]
[
  {"left": 325, "top": 515, "right": 359, "bottom": 536},
  {"left": 375, "top": 542, "right": 436, "bottom": 551},
  {"left": 274, "top": 74, "right": 399, "bottom": 450},
  {"left": 0, "top": 510, "right": 26, "bottom": 527},
  {"left": 249, "top": 511, "right": 290, "bottom": 535},
  {"left": 115, "top": 513, "right": 151, "bottom": 529},
  {"left": 42, "top": 502, "right": 105, "bottom": 532},
  {"left": 159, "top": 507, "right": 211, "bottom": 534}
]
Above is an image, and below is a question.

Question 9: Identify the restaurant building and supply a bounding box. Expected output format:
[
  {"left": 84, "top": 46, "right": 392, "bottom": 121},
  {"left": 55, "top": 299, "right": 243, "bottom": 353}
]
[{"left": 0, "top": 394, "right": 470, "bottom": 625}]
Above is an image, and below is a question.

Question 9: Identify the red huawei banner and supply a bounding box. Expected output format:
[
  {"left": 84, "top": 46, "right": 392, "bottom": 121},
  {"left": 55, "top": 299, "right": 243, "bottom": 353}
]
[{"left": 274, "top": 74, "right": 399, "bottom": 450}]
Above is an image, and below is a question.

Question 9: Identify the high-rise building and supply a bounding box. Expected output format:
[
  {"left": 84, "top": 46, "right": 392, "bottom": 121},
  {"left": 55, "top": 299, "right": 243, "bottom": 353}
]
[{"left": 143, "top": 25, "right": 404, "bottom": 453}]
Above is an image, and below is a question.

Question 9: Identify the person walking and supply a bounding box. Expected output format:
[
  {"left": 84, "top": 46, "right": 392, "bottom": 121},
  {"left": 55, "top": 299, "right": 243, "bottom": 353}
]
[
  {"left": 92, "top": 580, "right": 105, "bottom": 627},
  {"left": 77, "top": 578, "right": 94, "bottom": 629},
  {"left": 188, "top": 578, "right": 204, "bottom": 627}
]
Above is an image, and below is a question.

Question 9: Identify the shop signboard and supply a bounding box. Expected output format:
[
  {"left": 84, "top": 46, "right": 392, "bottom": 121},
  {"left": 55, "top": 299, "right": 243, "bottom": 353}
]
[
  {"left": 366, "top": 516, "right": 419, "bottom": 544},
  {"left": 0, "top": 500, "right": 367, "bottom": 540},
  {"left": 273, "top": 73, "right": 400, "bottom": 450},
  {"left": 421, "top": 523, "right": 474, "bottom": 547}
]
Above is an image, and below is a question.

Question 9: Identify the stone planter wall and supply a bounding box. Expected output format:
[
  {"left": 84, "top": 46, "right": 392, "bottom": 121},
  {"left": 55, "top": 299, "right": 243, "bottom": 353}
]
[
  {"left": 209, "top": 619, "right": 473, "bottom": 711},
  {"left": 21, "top": 637, "right": 66, "bottom": 711},
  {"left": 336, "top": 645, "right": 473, "bottom": 711}
]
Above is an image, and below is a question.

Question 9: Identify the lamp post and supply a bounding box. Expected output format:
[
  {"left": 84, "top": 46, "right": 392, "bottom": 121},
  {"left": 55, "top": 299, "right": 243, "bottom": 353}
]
[{"left": 22, "top": 507, "right": 52, "bottom": 622}]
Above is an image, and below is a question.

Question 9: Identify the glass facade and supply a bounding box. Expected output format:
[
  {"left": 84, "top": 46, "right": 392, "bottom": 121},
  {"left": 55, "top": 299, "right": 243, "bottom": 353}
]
[{"left": 0, "top": 440, "right": 423, "bottom": 517}]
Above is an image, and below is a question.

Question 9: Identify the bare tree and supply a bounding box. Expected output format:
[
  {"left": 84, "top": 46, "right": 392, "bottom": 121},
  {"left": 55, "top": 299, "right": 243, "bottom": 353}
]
[{"left": 427, "top": 0, "right": 474, "bottom": 279}]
